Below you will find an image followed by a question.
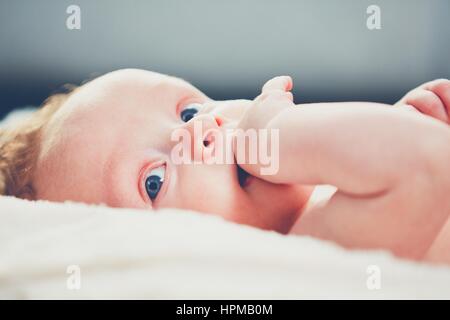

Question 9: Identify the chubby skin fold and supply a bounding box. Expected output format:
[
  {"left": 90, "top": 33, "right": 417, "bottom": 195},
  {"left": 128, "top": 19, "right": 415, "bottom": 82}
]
[{"left": 33, "top": 69, "right": 450, "bottom": 264}]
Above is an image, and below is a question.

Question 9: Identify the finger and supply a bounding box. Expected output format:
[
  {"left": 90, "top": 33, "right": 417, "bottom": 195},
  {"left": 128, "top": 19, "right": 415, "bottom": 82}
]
[
  {"left": 261, "top": 94, "right": 295, "bottom": 114},
  {"left": 267, "top": 90, "right": 294, "bottom": 104},
  {"left": 262, "top": 76, "right": 293, "bottom": 94},
  {"left": 398, "top": 104, "right": 421, "bottom": 113},
  {"left": 425, "top": 79, "right": 450, "bottom": 117},
  {"left": 255, "top": 89, "right": 294, "bottom": 105},
  {"left": 404, "top": 89, "right": 448, "bottom": 123},
  {"left": 284, "top": 91, "right": 294, "bottom": 102}
]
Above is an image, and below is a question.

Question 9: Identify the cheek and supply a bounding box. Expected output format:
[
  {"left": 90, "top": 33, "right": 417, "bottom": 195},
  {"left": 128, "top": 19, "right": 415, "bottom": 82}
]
[{"left": 168, "top": 164, "right": 242, "bottom": 215}]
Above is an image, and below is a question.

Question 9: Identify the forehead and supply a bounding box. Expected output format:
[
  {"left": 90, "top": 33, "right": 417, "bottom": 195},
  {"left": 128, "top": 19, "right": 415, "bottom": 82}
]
[
  {"left": 53, "top": 69, "right": 206, "bottom": 130},
  {"left": 70, "top": 69, "right": 199, "bottom": 112},
  {"left": 41, "top": 69, "right": 199, "bottom": 149},
  {"left": 96, "top": 69, "right": 196, "bottom": 92}
]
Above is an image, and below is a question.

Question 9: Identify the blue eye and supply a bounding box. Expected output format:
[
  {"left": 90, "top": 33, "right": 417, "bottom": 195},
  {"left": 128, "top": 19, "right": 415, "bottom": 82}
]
[
  {"left": 145, "top": 166, "right": 165, "bottom": 201},
  {"left": 180, "top": 103, "right": 201, "bottom": 122}
]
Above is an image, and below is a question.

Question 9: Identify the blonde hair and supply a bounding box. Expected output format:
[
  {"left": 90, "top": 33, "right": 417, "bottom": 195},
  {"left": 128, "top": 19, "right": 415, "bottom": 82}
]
[{"left": 0, "top": 87, "right": 76, "bottom": 199}]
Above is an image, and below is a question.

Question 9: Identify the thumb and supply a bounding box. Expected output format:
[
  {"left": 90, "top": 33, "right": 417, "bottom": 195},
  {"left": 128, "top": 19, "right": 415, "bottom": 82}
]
[{"left": 262, "top": 76, "right": 293, "bottom": 94}]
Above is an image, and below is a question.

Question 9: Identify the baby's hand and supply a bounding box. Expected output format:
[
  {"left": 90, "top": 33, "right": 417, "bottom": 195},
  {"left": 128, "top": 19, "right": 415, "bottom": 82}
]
[
  {"left": 396, "top": 79, "right": 450, "bottom": 124},
  {"left": 236, "top": 76, "right": 295, "bottom": 131}
]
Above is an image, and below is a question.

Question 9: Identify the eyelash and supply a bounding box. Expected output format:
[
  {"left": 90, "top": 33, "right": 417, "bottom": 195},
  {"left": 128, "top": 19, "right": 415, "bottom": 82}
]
[
  {"left": 178, "top": 100, "right": 204, "bottom": 122},
  {"left": 139, "top": 161, "right": 168, "bottom": 206}
]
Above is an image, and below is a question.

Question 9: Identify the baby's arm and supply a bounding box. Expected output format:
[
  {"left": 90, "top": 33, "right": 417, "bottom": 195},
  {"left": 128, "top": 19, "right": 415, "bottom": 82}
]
[
  {"left": 276, "top": 103, "right": 450, "bottom": 259},
  {"left": 396, "top": 78, "right": 450, "bottom": 263},
  {"left": 239, "top": 77, "right": 450, "bottom": 260}
]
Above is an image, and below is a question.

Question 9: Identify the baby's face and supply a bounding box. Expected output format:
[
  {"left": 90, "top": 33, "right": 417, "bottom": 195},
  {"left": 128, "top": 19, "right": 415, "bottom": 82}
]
[{"left": 35, "top": 69, "right": 310, "bottom": 232}]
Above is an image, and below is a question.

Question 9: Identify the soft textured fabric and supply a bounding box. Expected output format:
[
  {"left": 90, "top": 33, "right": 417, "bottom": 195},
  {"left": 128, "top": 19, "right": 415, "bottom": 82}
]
[{"left": 1, "top": 194, "right": 450, "bottom": 299}]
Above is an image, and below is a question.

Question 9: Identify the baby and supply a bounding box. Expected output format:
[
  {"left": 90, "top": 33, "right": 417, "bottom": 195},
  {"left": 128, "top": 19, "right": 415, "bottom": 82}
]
[{"left": 0, "top": 69, "right": 449, "bottom": 264}]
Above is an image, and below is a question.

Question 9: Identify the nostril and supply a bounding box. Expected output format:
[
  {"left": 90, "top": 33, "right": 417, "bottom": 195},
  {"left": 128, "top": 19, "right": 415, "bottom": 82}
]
[{"left": 202, "top": 131, "right": 215, "bottom": 148}]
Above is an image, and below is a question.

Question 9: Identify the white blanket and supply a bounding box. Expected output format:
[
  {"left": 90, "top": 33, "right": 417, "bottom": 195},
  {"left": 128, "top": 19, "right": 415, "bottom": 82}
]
[{"left": 1, "top": 193, "right": 450, "bottom": 299}]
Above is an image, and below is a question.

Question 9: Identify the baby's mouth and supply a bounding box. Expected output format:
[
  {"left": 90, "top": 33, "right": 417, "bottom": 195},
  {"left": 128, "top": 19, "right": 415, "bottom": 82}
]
[{"left": 237, "top": 164, "right": 252, "bottom": 188}]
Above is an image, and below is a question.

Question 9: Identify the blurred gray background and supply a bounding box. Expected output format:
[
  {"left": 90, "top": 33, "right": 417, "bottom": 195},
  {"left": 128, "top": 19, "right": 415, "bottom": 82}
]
[{"left": 0, "top": 0, "right": 449, "bottom": 119}]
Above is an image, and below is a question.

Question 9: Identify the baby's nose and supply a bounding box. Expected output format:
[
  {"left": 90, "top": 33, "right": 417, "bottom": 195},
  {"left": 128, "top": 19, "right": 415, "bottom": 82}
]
[
  {"left": 205, "top": 99, "right": 252, "bottom": 125},
  {"left": 200, "top": 101, "right": 242, "bottom": 126},
  {"left": 188, "top": 102, "right": 223, "bottom": 127},
  {"left": 178, "top": 113, "right": 222, "bottom": 163},
  {"left": 188, "top": 113, "right": 221, "bottom": 131}
]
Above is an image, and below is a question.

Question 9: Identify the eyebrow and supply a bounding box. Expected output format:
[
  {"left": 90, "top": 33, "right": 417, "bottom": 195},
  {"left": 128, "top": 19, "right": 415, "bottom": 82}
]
[{"left": 175, "top": 92, "right": 207, "bottom": 115}]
